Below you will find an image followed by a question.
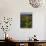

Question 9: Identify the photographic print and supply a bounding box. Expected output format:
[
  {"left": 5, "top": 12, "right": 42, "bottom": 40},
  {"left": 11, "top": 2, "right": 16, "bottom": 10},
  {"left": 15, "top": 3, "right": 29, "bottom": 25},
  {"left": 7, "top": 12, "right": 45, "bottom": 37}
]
[{"left": 20, "top": 12, "right": 32, "bottom": 28}]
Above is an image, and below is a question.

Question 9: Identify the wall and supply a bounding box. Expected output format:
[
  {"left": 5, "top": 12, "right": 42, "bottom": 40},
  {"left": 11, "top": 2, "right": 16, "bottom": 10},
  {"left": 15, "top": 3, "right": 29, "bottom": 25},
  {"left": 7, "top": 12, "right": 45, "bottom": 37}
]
[{"left": 0, "top": 0, "right": 46, "bottom": 40}]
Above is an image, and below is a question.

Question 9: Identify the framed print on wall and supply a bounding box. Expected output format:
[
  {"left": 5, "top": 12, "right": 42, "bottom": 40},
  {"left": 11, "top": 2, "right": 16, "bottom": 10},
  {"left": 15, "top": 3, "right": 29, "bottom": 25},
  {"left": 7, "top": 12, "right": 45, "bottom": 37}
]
[{"left": 20, "top": 12, "right": 32, "bottom": 28}]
